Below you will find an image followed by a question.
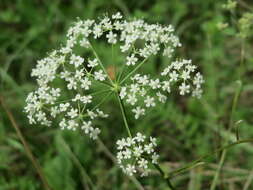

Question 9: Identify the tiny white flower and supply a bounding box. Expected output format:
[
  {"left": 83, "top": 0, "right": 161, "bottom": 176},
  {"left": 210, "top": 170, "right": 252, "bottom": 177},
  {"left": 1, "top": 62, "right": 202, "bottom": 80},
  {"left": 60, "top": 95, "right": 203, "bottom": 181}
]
[
  {"left": 106, "top": 31, "right": 117, "bottom": 44},
  {"left": 90, "top": 128, "right": 100, "bottom": 139},
  {"left": 93, "top": 24, "right": 103, "bottom": 39},
  {"left": 119, "top": 87, "right": 127, "bottom": 99},
  {"left": 70, "top": 54, "right": 84, "bottom": 68},
  {"left": 59, "top": 118, "right": 67, "bottom": 130},
  {"left": 125, "top": 137, "right": 135, "bottom": 146},
  {"left": 156, "top": 91, "right": 167, "bottom": 103},
  {"left": 59, "top": 103, "right": 70, "bottom": 112},
  {"left": 125, "top": 164, "right": 136, "bottom": 176},
  {"left": 151, "top": 153, "right": 159, "bottom": 164},
  {"left": 149, "top": 79, "right": 161, "bottom": 89},
  {"left": 123, "top": 148, "right": 132, "bottom": 159},
  {"left": 67, "top": 108, "right": 78, "bottom": 118},
  {"left": 135, "top": 132, "right": 146, "bottom": 142},
  {"left": 144, "top": 143, "right": 154, "bottom": 154},
  {"left": 116, "top": 139, "right": 126, "bottom": 150},
  {"left": 132, "top": 106, "right": 145, "bottom": 119},
  {"left": 144, "top": 96, "right": 155, "bottom": 107},
  {"left": 126, "top": 54, "right": 138, "bottom": 66},
  {"left": 137, "top": 75, "right": 149, "bottom": 85},
  {"left": 163, "top": 46, "right": 174, "bottom": 58},
  {"left": 81, "top": 121, "right": 92, "bottom": 134},
  {"left": 186, "top": 64, "right": 197, "bottom": 73},
  {"left": 192, "top": 88, "right": 203, "bottom": 99},
  {"left": 150, "top": 137, "right": 157, "bottom": 146},
  {"left": 126, "top": 94, "right": 137, "bottom": 106},
  {"left": 193, "top": 72, "right": 204, "bottom": 88},
  {"left": 88, "top": 58, "right": 99, "bottom": 68},
  {"left": 75, "top": 69, "right": 85, "bottom": 80},
  {"left": 117, "top": 151, "right": 124, "bottom": 163},
  {"left": 51, "top": 106, "right": 59, "bottom": 118},
  {"left": 162, "top": 81, "right": 171, "bottom": 93},
  {"left": 80, "top": 77, "right": 91, "bottom": 90},
  {"left": 169, "top": 70, "right": 179, "bottom": 82},
  {"left": 67, "top": 120, "right": 78, "bottom": 130},
  {"left": 80, "top": 38, "right": 90, "bottom": 48},
  {"left": 81, "top": 95, "right": 92, "bottom": 104},
  {"left": 96, "top": 109, "right": 109, "bottom": 118},
  {"left": 87, "top": 109, "right": 97, "bottom": 119},
  {"left": 179, "top": 82, "right": 190, "bottom": 95},
  {"left": 72, "top": 94, "right": 82, "bottom": 102},
  {"left": 133, "top": 146, "right": 143, "bottom": 157},
  {"left": 67, "top": 78, "right": 77, "bottom": 90},
  {"left": 60, "top": 71, "right": 71, "bottom": 80},
  {"left": 181, "top": 70, "right": 190, "bottom": 80},
  {"left": 51, "top": 88, "right": 61, "bottom": 97},
  {"left": 130, "top": 84, "right": 139, "bottom": 93},
  {"left": 139, "top": 88, "right": 147, "bottom": 96},
  {"left": 36, "top": 111, "right": 46, "bottom": 121},
  {"left": 112, "top": 12, "right": 122, "bottom": 19},
  {"left": 120, "top": 43, "right": 130, "bottom": 52},
  {"left": 94, "top": 70, "right": 106, "bottom": 81},
  {"left": 138, "top": 158, "right": 148, "bottom": 169},
  {"left": 101, "top": 17, "right": 112, "bottom": 30}
]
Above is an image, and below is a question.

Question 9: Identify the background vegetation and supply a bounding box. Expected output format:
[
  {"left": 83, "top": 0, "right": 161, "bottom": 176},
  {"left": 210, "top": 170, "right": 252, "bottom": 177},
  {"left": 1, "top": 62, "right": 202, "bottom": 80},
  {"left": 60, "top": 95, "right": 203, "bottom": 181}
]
[{"left": 1, "top": 0, "right": 253, "bottom": 189}]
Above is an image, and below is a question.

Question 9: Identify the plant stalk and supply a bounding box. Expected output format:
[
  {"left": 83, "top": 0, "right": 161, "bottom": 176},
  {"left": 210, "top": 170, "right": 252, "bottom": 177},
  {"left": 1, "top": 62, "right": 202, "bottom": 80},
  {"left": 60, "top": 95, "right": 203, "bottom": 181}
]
[
  {"left": 210, "top": 80, "right": 242, "bottom": 190},
  {"left": 154, "top": 164, "right": 176, "bottom": 190},
  {"left": 120, "top": 57, "right": 148, "bottom": 84},
  {"left": 0, "top": 95, "right": 52, "bottom": 190},
  {"left": 168, "top": 138, "right": 253, "bottom": 179},
  {"left": 116, "top": 93, "right": 132, "bottom": 138}
]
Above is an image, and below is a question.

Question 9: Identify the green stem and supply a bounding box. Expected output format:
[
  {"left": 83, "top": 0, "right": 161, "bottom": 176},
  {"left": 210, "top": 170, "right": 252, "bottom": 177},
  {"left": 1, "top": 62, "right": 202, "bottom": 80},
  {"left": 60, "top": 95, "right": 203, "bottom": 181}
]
[
  {"left": 210, "top": 80, "right": 242, "bottom": 190},
  {"left": 154, "top": 164, "right": 176, "bottom": 190},
  {"left": 116, "top": 43, "right": 135, "bottom": 83},
  {"left": 239, "top": 39, "right": 245, "bottom": 80},
  {"left": 59, "top": 135, "right": 96, "bottom": 190},
  {"left": 89, "top": 43, "right": 114, "bottom": 85},
  {"left": 168, "top": 138, "right": 253, "bottom": 179},
  {"left": 116, "top": 93, "right": 132, "bottom": 138},
  {"left": 88, "top": 73, "right": 113, "bottom": 87},
  {"left": 120, "top": 57, "right": 149, "bottom": 84},
  {"left": 91, "top": 91, "right": 113, "bottom": 112},
  {"left": 81, "top": 90, "right": 111, "bottom": 114},
  {"left": 117, "top": 63, "right": 127, "bottom": 83}
]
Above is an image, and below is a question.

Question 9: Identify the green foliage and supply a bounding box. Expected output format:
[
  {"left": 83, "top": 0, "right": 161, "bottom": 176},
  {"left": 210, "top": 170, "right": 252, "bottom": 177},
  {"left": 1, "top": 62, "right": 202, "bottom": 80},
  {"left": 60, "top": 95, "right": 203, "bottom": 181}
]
[{"left": 1, "top": 0, "right": 253, "bottom": 189}]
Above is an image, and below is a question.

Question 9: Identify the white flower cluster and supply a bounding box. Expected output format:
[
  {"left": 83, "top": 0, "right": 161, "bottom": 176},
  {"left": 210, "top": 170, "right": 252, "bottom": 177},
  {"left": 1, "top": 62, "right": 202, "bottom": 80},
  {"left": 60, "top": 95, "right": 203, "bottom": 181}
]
[
  {"left": 116, "top": 133, "right": 159, "bottom": 177},
  {"left": 24, "top": 13, "right": 204, "bottom": 172},
  {"left": 120, "top": 59, "right": 204, "bottom": 119},
  {"left": 24, "top": 31, "right": 110, "bottom": 140},
  {"left": 25, "top": 12, "right": 204, "bottom": 124}
]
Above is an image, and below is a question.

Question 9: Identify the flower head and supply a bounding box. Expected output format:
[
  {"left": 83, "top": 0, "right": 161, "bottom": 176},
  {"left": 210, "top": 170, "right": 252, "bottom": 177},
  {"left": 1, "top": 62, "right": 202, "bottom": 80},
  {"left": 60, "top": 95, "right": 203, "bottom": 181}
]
[
  {"left": 25, "top": 12, "right": 204, "bottom": 140},
  {"left": 116, "top": 133, "right": 159, "bottom": 177}
]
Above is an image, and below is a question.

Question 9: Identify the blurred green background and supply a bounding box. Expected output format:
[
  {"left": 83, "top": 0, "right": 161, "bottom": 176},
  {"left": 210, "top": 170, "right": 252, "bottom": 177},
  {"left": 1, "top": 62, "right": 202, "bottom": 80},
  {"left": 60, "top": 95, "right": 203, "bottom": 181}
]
[{"left": 1, "top": 0, "right": 253, "bottom": 189}]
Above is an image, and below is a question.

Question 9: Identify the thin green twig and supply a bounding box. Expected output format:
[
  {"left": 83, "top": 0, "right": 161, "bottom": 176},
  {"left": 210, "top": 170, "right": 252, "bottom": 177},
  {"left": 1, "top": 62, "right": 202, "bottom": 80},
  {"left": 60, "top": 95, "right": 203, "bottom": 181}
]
[
  {"left": 91, "top": 91, "right": 113, "bottom": 112},
  {"left": 210, "top": 80, "right": 242, "bottom": 190},
  {"left": 0, "top": 95, "right": 52, "bottom": 190},
  {"left": 89, "top": 43, "right": 114, "bottom": 86},
  {"left": 153, "top": 164, "right": 176, "bottom": 190},
  {"left": 115, "top": 93, "right": 132, "bottom": 138},
  {"left": 168, "top": 138, "right": 253, "bottom": 179},
  {"left": 59, "top": 135, "right": 97, "bottom": 190},
  {"left": 120, "top": 57, "right": 148, "bottom": 84}
]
